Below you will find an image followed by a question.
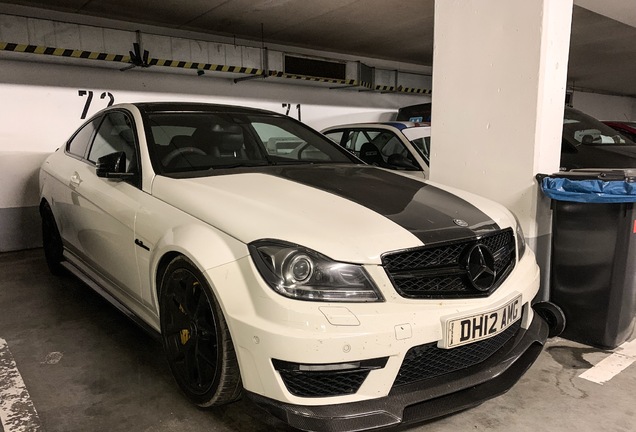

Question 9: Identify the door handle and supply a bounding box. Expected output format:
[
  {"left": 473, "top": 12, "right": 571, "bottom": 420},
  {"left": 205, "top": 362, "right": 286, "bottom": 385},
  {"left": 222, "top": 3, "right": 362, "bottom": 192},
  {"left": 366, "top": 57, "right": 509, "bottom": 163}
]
[{"left": 70, "top": 173, "right": 81, "bottom": 187}]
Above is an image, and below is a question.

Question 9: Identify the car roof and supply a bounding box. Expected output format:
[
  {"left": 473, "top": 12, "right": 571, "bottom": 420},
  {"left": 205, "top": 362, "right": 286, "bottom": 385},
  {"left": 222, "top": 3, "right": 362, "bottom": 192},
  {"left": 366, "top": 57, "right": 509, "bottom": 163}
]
[
  {"left": 132, "top": 102, "right": 281, "bottom": 116},
  {"left": 322, "top": 121, "right": 431, "bottom": 132}
]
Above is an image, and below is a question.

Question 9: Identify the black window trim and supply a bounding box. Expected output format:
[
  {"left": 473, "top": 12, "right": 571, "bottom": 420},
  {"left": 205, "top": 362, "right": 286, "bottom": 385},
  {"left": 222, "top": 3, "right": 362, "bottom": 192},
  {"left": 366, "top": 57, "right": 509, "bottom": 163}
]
[{"left": 65, "top": 114, "right": 103, "bottom": 162}]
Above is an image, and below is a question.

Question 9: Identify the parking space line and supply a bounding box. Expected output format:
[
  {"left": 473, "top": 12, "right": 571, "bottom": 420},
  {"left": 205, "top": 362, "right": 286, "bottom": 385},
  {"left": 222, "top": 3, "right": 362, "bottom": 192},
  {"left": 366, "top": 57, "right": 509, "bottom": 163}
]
[
  {"left": 578, "top": 339, "right": 636, "bottom": 385},
  {"left": 0, "top": 338, "right": 42, "bottom": 432}
]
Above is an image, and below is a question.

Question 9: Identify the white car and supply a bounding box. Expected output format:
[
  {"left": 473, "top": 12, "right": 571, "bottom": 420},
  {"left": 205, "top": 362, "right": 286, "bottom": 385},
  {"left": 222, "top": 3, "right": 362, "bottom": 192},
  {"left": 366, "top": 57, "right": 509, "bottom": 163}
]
[
  {"left": 322, "top": 122, "right": 431, "bottom": 178},
  {"left": 39, "top": 103, "right": 554, "bottom": 431}
]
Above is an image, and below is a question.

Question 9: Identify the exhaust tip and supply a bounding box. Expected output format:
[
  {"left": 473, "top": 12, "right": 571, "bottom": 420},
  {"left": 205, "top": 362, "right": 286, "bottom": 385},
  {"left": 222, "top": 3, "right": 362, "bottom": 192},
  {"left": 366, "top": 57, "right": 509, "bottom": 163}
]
[{"left": 533, "top": 301, "right": 566, "bottom": 338}]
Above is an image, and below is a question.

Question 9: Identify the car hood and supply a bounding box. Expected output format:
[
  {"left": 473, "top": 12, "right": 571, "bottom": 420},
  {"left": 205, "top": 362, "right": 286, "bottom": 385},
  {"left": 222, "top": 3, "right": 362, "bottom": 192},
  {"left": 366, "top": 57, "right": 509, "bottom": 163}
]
[{"left": 151, "top": 165, "right": 513, "bottom": 264}]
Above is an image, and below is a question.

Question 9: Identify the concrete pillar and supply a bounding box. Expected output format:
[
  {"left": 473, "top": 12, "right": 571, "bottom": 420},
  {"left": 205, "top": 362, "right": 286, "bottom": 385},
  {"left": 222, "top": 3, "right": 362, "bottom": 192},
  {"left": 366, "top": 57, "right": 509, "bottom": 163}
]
[{"left": 430, "top": 0, "right": 573, "bottom": 298}]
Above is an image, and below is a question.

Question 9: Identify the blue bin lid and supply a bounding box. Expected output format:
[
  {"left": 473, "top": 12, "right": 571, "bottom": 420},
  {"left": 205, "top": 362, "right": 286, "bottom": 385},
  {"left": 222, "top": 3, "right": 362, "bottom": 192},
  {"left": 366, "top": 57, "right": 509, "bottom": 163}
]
[{"left": 540, "top": 171, "right": 636, "bottom": 203}]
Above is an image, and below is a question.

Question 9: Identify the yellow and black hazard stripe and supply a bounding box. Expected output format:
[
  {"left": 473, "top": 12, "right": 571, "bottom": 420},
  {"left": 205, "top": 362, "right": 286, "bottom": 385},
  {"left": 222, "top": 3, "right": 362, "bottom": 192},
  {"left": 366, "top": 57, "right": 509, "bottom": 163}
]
[
  {"left": 268, "top": 71, "right": 370, "bottom": 87},
  {"left": 375, "top": 85, "right": 396, "bottom": 92},
  {"left": 148, "top": 58, "right": 265, "bottom": 75},
  {"left": 1, "top": 41, "right": 431, "bottom": 94},
  {"left": 397, "top": 86, "right": 432, "bottom": 94},
  {"left": 0, "top": 41, "right": 130, "bottom": 63}
]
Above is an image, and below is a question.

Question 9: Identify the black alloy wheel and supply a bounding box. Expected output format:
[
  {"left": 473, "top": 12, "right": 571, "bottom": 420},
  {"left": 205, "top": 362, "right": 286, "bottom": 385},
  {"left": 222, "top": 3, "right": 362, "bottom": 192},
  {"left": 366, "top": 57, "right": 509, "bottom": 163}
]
[
  {"left": 159, "top": 256, "right": 242, "bottom": 407},
  {"left": 40, "top": 201, "right": 65, "bottom": 275}
]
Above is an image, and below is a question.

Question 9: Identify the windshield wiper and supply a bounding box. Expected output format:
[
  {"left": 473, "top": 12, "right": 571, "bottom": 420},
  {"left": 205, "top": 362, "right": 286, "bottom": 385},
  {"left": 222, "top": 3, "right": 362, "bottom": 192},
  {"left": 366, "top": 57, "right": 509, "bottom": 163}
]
[{"left": 209, "top": 161, "right": 270, "bottom": 169}]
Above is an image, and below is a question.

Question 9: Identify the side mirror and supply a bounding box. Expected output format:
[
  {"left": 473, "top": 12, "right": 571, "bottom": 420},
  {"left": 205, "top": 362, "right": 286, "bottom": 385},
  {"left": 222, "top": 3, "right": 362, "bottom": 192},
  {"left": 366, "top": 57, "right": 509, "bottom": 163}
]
[{"left": 96, "top": 152, "right": 135, "bottom": 179}]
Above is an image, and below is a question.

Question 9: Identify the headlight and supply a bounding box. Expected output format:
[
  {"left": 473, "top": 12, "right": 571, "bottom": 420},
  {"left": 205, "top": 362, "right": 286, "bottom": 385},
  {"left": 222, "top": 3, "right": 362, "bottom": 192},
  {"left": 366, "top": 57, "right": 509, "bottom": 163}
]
[
  {"left": 249, "top": 240, "right": 383, "bottom": 302},
  {"left": 512, "top": 213, "right": 527, "bottom": 260}
]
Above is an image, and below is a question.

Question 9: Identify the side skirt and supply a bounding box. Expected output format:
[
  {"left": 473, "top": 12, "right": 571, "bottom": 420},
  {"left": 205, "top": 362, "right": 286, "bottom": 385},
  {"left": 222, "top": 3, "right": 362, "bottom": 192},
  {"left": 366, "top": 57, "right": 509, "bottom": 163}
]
[{"left": 61, "top": 250, "right": 161, "bottom": 341}]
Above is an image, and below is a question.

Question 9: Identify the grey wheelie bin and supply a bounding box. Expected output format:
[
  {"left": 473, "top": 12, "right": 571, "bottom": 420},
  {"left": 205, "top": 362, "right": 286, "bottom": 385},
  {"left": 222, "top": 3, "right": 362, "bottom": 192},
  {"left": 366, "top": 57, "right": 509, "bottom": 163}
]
[{"left": 539, "top": 170, "right": 636, "bottom": 349}]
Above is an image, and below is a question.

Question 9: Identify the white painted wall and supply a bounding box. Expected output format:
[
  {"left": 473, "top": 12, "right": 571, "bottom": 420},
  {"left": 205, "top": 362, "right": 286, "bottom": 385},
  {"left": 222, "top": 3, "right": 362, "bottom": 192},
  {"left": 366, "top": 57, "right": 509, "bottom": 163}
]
[{"left": 571, "top": 90, "right": 636, "bottom": 121}]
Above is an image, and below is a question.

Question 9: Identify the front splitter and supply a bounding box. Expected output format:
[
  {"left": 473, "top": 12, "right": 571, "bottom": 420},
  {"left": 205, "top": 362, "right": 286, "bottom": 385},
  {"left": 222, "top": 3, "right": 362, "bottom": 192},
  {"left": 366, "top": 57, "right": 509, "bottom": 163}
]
[{"left": 246, "top": 312, "right": 549, "bottom": 432}]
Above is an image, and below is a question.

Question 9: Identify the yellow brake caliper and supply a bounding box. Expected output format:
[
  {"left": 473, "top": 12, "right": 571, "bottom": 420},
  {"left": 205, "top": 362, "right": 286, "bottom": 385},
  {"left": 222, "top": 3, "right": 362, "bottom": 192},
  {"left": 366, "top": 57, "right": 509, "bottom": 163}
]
[
  {"left": 180, "top": 328, "right": 190, "bottom": 345},
  {"left": 178, "top": 281, "right": 199, "bottom": 345}
]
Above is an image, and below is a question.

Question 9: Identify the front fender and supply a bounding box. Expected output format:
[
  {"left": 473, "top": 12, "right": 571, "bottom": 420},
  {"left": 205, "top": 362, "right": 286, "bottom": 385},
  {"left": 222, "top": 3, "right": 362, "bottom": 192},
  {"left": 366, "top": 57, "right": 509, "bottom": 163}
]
[
  {"left": 135, "top": 205, "right": 249, "bottom": 323},
  {"left": 152, "top": 223, "right": 249, "bottom": 276}
]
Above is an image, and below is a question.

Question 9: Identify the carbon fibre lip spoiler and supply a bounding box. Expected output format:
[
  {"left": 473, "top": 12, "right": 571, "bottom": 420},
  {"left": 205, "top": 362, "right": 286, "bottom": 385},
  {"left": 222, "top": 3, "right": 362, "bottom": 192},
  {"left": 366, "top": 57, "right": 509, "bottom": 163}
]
[{"left": 246, "top": 313, "right": 549, "bottom": 432}]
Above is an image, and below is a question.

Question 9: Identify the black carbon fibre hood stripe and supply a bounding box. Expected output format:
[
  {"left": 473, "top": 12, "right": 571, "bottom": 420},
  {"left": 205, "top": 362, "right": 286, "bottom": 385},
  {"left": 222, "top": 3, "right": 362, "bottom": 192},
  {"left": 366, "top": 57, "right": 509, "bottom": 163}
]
[{"left": 263, "top": 165, "right": 499, "bottom": 245}]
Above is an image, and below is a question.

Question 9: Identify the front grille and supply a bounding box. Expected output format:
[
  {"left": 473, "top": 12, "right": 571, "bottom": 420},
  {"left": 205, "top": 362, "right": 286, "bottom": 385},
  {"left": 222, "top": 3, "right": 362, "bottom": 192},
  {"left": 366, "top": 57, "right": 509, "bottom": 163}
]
[
  {"left": 276, "top": 369, "right": 370, "bottom": 398},
  {"left": 382, "top": 229, "right": 515, "bottom": 299},
  {"left": 393, "top": 318, "right": 522, "bottom": 387}
]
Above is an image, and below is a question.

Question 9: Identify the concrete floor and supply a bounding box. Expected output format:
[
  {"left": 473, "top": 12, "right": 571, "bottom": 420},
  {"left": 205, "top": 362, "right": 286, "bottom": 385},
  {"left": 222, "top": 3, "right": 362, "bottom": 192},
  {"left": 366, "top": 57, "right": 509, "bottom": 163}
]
[{"left": 0, "top": 249, "right": 634, "bottom": 432}]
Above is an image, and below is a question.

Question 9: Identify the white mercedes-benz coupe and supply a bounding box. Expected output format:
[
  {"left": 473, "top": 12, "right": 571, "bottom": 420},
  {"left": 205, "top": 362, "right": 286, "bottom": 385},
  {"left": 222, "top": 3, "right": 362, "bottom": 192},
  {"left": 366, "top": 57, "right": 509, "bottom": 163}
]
[{"left": 39, "top": 102, "right": 554, "bottom": 431}]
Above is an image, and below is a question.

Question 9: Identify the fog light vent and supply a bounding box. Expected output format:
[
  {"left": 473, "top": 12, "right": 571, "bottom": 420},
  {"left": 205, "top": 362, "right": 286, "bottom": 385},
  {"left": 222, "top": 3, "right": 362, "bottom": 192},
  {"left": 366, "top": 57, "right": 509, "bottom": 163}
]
[{"left": 273, "top": 357, "right": 387, "bottom": 398}]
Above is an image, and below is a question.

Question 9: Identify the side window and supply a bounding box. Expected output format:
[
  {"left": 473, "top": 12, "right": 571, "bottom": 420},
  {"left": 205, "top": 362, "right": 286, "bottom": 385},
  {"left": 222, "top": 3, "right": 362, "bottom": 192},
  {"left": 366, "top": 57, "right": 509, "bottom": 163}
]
[
  {"left": 66, "top": 118, "right": 100, "bottom": 158},
  {"left": 324, "top": 131, "right": 344, "bottom": 145},
  {"left": 88, "top": 111, "right": 138, "bottom": 172},
  {"left": 349, "top": 130, "right": 371, "bottom": 152}
]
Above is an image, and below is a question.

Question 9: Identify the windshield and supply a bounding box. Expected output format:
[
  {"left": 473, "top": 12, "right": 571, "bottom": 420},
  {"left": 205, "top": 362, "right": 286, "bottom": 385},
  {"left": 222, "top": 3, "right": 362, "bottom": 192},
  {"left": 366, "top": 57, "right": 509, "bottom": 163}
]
[
  {"left": 145, "top": 112, "right": 358, "bottom": 174},
  {"left": 563, "top": 108, "right": 635, "bottom": 147}
]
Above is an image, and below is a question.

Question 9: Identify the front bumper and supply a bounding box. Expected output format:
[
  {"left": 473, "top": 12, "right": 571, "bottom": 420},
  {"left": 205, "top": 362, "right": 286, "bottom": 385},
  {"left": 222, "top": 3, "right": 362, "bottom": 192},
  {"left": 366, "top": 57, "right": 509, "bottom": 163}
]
[{"left": 245, "top": 311, "right": 549, "bottom": 432}]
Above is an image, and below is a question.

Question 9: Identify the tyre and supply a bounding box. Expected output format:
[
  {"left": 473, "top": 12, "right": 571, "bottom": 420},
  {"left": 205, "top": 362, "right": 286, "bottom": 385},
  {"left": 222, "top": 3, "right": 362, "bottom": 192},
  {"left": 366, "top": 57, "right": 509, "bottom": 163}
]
[
  {"left": 159, "top": 255, "right": 242, "bottom": 407},
  {"left": 40, "top": 201, "right": 65, "bottom": 275}
]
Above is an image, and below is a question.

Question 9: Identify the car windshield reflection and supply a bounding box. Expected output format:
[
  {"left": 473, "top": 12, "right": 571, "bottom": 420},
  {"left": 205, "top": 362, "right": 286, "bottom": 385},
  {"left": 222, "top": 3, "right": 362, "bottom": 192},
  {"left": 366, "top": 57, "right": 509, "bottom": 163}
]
[{"left": 563, "top": 108, "right": 636, "bottom": 147}]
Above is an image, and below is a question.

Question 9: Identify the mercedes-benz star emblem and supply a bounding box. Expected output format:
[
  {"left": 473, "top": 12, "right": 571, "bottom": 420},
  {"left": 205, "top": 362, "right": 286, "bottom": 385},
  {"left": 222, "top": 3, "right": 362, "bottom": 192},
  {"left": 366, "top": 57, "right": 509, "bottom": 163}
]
[
  {"left": 465, "top": 244, "right": 496, "bottom": 291},
  {"left": 453, "top": 219, "right": 469, "bottom": 227}
]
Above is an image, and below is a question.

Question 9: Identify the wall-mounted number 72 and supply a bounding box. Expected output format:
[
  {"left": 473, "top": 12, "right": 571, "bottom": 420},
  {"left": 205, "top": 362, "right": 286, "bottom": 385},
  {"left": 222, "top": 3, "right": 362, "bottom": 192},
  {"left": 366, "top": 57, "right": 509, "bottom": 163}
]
[{"left": 78, "top": 90, "right": 115, "bottom": 119}]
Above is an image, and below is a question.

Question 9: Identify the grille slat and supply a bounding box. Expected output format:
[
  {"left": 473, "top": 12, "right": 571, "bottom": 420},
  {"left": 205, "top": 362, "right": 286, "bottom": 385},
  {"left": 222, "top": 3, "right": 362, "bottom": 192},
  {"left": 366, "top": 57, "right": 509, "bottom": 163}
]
[
  {"left": 383, "top": 229, "right": 516, "bottom": 299},
  {"left": 393, "top": 318, "right": 522, "bottom": 387}
]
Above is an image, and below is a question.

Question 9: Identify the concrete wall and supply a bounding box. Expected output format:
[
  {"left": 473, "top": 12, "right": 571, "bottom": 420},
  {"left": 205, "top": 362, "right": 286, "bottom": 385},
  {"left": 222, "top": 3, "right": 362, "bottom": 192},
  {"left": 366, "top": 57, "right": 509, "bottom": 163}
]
[{"left": 572, "top": 90, "right": 636, "bottom": 121}]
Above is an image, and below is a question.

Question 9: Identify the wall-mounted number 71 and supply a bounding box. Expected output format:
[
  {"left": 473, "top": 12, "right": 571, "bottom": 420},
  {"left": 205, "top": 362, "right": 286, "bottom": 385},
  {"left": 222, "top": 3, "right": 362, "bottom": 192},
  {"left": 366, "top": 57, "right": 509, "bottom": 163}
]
[
  {"left": 282, "top": 103, "right": 302, "bottom": 121},
  {"left": 78, "top": 90, "right": 115, "bottom": 119}
]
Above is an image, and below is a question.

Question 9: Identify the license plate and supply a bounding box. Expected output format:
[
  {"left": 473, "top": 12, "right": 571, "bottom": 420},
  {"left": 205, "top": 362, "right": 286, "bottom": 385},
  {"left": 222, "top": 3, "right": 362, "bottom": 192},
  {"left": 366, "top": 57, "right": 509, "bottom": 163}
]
[{"left": 441, "top": 296, "right": 522, "bottom": 349}]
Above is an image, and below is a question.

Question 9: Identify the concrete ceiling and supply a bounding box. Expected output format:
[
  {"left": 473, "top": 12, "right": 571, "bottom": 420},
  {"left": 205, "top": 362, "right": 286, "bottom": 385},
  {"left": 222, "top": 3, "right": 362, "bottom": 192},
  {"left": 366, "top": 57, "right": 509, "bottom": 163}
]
[{"left": 1, "top": 0, "right": 636, "bottom": 97}]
